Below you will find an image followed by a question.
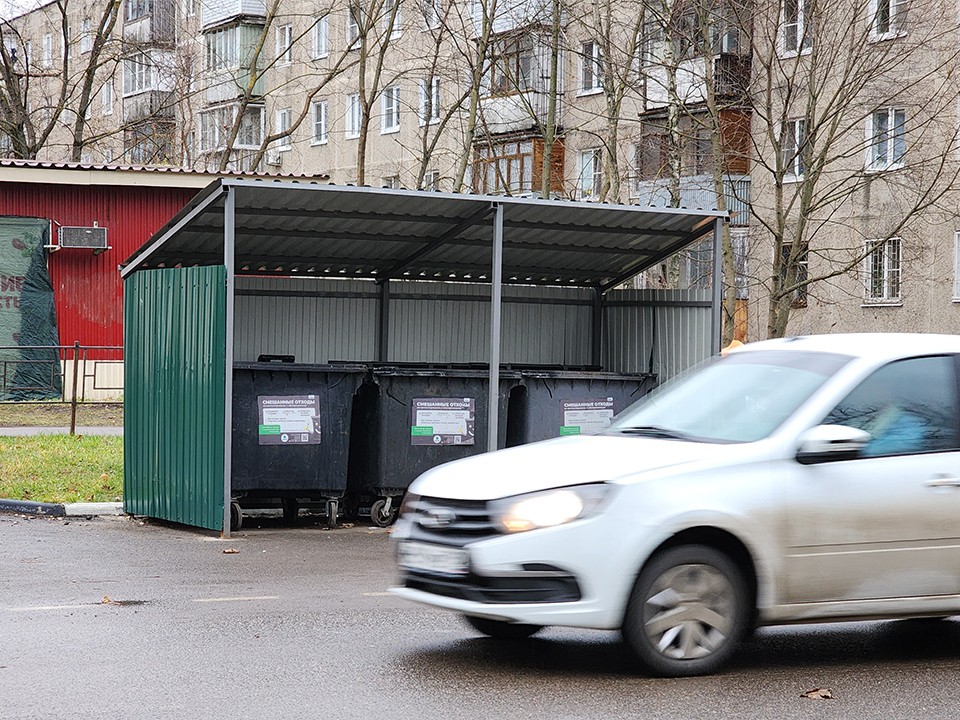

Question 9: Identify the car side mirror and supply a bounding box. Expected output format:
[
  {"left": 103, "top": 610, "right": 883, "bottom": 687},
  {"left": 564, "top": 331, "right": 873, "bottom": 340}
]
[{"left": 796, "top": 424, "right": 871, "bottom": 465}]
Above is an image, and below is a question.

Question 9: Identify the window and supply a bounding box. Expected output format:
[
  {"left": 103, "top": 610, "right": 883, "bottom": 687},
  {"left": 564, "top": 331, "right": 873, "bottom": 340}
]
[
  {"left": 104, "top": 148, "right": 114, "bottom": 163},
  {"left": 418, "top": 76, "right": 440, "bottom": 124},
  {"left": 781, "top": 118, "right": 805, "bottom": 178},
  {"left": 275, "top": 108, "right": 292, "bottom": 150},
  {"left": 126, "top": 0, "right": 151, "bottom": 22},
  {"left": 276, "top": 24, "right": 293, "bottom": 64},
  {"left": 420, "top": 0, "right": 440, "bottom": 29},
  {"left": 782, "top": 0, "right": 811, "bottom": 54},
  {"left": 205, "top": 27, "right": 238, "bottom": 71},
  {"left": 580, "top": 41, "right": 603, "bottom": 93},
  {"left": 199, "top": 104, "right": 263, "bottom": 151},
  {"left": 183, "top": 0, "right": 199, "bottom": 17},
  {"left": 381, "top": 86, "right": 401, "bottom": 133},
  {"left": 423, "top": 169, "right": 440, "bottom": 190},
  {"left": 473, "top": 140, "right": 534, "bottom": 195},
  {"left": 578, "top": 148, "right": 602, "bottom": 199},
  {"left": 871, "top": 0, "right": 908, "bottom": 37},
  {"left": 634, "top": 127, "right": 669, "bottom": 183},
  {"left": 867, "top": 107, "right": 906, "bottom": 171},
  {"left": 123, "top": 53, "right": 154, "bottom": 95},
  {"left": 954, "top": 231, "right": 960, "bottom": 300},
  {"left": 382, "top": 175, "right": 401, "bottom": 188},
  {"left": 42, "top": 34, "right": 52, "bottom": 68},
  {"left": 640, "top": 21, "right": 664, "bottom": 67},
  {"left": 864, "top": 237, "right": 901, "bottom": 304},
  {"left": 485, "top": 36, "right": 532, "bottom": 96},
  {"left": 822, "top": 356, "right": 959, "bottom": 457},
  {"left": 311, "top": 101, "right": 328, "bottom": 144},
  {"left": 779, "top": 241, "right": 808, "bottom": 307},
  {"left": 80, "top": 18, "right": 92, "bottom": 54},
  {"left": 347, "top": 4, "right": 362, "bottom": 48},
  {"left": 313, "top": 16, "right": 329, "bottom": 58},
  {"left": 691, "top": 127, "right": 713, "bottom": 175},
  {"left": 382, "top": 0, "right": 402, "bottom": 36},
  {"left": 345, "top": 93, "right": 361, "bottom": 138},
  {"left": 100, "top": 80, "right": 113, "bottom": 115}
]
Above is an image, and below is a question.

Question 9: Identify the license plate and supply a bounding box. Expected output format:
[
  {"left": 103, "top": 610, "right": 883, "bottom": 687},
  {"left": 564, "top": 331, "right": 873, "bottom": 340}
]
[{"left": 398, "top": 540, "right": 468, "bottom": 575}]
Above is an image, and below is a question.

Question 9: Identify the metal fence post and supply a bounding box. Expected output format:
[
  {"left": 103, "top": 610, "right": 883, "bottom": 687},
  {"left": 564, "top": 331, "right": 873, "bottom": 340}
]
[{"left": 69, "top": 341, "right": 80, "bottom": 435}]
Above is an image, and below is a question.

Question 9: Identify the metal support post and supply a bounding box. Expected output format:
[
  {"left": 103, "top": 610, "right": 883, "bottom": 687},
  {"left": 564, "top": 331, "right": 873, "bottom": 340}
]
[
  {"left": 222, "top": 187, "right": 236, "bottom": 538},
  {"left": 487, "top": 203, "right": 504, "bottom": 453}
]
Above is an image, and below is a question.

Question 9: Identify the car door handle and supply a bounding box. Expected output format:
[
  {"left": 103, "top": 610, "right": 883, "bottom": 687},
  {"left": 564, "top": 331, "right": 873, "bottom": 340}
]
[{"left": 924, "top": 475, "right": 960, "bottom": 488}]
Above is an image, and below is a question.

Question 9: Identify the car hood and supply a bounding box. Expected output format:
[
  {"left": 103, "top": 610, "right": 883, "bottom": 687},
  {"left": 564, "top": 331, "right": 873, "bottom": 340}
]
[{"left": 409, "top": 434, "right": 732, "bottom": 501}]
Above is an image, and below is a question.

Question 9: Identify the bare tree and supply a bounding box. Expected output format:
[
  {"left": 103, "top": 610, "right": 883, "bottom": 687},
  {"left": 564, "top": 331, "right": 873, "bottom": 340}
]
[{"left": 750, "top": 0, "right": 960, "bottom": 337}]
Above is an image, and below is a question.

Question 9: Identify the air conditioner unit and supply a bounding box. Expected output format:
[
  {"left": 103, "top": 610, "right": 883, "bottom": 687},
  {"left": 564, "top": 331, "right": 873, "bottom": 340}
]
[
  {"left": 265, "top": 150, "right": 282, "bottom": 167},
  {"left": 55, "top": 225, "right": 110, "bottom": 253}
]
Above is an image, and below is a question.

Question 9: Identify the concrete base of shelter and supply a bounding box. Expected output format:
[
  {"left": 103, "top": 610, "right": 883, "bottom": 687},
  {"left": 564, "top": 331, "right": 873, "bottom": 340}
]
[{"left": 0, "top": 499, "right": 124, "bottom": 517}]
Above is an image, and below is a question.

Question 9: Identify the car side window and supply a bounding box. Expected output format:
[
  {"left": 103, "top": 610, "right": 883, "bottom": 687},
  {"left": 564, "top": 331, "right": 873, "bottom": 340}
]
[{"left": 822, "top": 355, "right": 960, "bottom": 457}]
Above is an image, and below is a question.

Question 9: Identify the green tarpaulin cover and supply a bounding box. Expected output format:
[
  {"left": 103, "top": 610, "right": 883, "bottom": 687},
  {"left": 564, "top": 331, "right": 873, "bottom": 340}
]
[{"left": 0, "top": 217, "right": 61, "bottom": 401}]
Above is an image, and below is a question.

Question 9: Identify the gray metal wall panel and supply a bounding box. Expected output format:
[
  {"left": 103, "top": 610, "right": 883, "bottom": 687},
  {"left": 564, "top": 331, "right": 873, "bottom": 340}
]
[{"left": 603, "top": 289, "right": 713, "bottom": 381}]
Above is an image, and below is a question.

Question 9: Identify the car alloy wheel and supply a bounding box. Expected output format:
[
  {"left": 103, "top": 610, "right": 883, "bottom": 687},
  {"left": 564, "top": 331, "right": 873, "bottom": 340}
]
[{"left": 624, "top": 544, "right": 749, "bottom": 677}]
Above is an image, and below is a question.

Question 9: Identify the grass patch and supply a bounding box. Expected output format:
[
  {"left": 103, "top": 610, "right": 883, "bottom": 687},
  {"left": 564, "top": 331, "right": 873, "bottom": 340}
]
[
  {"left": 0, "top": 435, "right": 123, "bottom": 503},
  {"left": 0, "top": 402, "right": 123, "bottom": 427}
]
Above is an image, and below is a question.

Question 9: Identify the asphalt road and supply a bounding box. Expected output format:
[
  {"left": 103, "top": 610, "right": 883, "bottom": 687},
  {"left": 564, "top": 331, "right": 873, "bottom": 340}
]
[{"left": 3, "top": 513, "right": 960, "bottom": 720}]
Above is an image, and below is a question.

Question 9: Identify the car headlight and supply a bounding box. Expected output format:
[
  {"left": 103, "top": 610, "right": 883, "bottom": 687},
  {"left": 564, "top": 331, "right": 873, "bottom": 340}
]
[{"left": 490, "top": 484, "right": 612, "bottom": 533}]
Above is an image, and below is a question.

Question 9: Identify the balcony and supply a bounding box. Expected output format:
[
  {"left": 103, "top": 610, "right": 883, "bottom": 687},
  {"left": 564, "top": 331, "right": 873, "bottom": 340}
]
[
  {"left": 122, "top": 90, "right": 176, "bottom": 124},
  {"left": 631, "top": 174, "right": 750, "bottom": 226},
  {"left": 123, "top": 0, "right": 176, "bottom": 46},
  {"left": 204, "top": 69, "right": 264, "bottom": 104},
  {"left": 202, "top": 0, "right": 266, "bottom": 30},
  {"left": 477, "top": 90, "right": 563, "bottom": 137}
]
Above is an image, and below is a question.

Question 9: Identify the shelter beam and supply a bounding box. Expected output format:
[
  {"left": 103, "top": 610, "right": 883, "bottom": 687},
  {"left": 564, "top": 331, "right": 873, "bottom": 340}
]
[
  {"left": 222, "top": 186, "right": 236, "bottom": 539},
  {"left": 487, "top": 203, "right": 504, "bottom": 453}
]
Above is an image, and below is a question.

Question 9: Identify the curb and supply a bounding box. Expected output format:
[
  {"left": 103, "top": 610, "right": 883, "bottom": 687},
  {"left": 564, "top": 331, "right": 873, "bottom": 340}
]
[{"left": 0, "top": 499, "right": 125, "bottom": 517}]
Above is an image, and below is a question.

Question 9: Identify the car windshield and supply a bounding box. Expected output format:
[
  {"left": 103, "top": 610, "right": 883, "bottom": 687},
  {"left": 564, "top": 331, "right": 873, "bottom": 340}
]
[{"left": 608, "top": 349, "right": 853, "bottom": 443}]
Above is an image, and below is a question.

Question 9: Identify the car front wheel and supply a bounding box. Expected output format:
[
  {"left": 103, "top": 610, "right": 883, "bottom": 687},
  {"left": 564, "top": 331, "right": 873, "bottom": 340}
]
[{"left": 623, "top": 544, "right": 750, "bottom": 677}]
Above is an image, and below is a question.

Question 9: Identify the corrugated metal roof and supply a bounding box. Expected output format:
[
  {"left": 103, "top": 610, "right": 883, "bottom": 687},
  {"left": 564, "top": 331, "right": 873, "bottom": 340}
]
[{"left": 122, "top": 179, "right": 727, "bottom": 291}]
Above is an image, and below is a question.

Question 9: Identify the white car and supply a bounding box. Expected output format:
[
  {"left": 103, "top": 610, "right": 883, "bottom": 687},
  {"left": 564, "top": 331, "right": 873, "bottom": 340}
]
[{"left": 390, "top": 334, "right": 960, "bottom": 676}]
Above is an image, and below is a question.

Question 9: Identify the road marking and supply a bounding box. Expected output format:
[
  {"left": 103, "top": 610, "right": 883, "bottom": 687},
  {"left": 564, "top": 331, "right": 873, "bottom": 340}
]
[
  {"left": 191, "top": 595, "right": 279, "bottom": 603},
  {"left": 362, "top": 592, "right": 392, "bottom": 597},
  {"left": 7, "top": 603, "right": 96, "bottom": 612}
]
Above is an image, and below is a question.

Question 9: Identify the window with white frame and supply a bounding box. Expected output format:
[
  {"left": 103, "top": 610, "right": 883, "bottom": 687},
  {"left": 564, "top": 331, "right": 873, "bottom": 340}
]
[
  {"left": 199, "top": 104, "right": 263, "bottom": 151},
  {"left": 122, "top": 53, "right": 155, "bottom": 96},
  {"left": 311, "top": 100, "right": 328, "bottom": 144},
  {"left": 126, "top": 0, "right": 151, "bottom": 22},
  {"left": 578, "top": 148, "right": 603, "bottom": 198},
  {"left": 347, "top": 4, "right": 362, "bottom": 48},
  {"left": 418, "top": 76, "right": 440, "bottom": 124},
  {"left": 345, "top": 93, "right": 361, "bottom": 138},
  {"left": 782, "top": 0, "right": 812, "bottom": 54},
  {"left": 24, "top": 40, "right": 32, "bottom": 67},
  {"left": 867, "top": 107, "right": 905, "bottom": 171},
  {"left": 864, "top": 237, "right": 901, "bottom": 303},
  {"left": 313, "top": 16, "right": 329, "bottom": 58},
  {"left": 779, "top": 241, "right": 809, "bottom": 307},
  {"left": 276, "top": 24, "right": 293, "bottom": 64},
  {"left": 382, "top": 0, "right": 402, "bottom": 36},
  {"left": 205, "top": 27, "right": 238, "bottom": 71},
  {"left": 953, "top": 231, "right": 960, "bottom": 300},
  {"left": 420, "top": 0, "right": 440, "bottom": 29},
  {"left": 381, "top": 86, "right": 400, "bottom": 133},
  {"left": 423, "top": 169, "right": 440, "bottom": 190},
  {"left": 102, "top": 80, "right": 114, "bottom": 114},
  {"left": 382, "top": 175, "right": 401, "bottom": 188},
  {"left": 781, "top": 118, "right": 805, "bottom": 178},
  {"left": 80, "top": 18, "right": 92, "bottom": 53},
  {"left": 42, "top": 34, "right": 52, "bottom": 68},
  {"left": 580, "top": 41, "right": 603, "bottom": 93},
  {"left": 871, "top": 0, "right": 908, "bottom": 37},
  {"left": 275, "top": 108, "right": 292, "bottom": 149}
]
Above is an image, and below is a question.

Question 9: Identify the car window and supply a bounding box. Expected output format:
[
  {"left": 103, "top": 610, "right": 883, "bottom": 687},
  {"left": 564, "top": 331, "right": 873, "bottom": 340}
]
[{"left": 821, "top": 355, "right": 960, "bottom": 457}]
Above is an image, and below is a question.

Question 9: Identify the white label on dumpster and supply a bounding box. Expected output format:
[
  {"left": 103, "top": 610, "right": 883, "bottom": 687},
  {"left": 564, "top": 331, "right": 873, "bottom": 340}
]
[
  {"left": 411, "top": 398, "right": 475, "bottom": 446},
  {"left": 560, "top": 398, "right": 615, "bottom": 436},
  {"left": 258, "top": 395, "right": 321, "bottom": 445}
]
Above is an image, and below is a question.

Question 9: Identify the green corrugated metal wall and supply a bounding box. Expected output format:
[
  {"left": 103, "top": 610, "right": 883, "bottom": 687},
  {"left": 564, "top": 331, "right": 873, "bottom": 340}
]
[{"left": 124, "top": 266, "right": 227, "bottom": 531}]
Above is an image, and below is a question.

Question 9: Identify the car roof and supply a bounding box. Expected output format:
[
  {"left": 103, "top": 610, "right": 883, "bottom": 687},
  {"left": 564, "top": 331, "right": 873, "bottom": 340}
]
[{"left": 731, "top": 333, "right": 960, "bottom": 363}]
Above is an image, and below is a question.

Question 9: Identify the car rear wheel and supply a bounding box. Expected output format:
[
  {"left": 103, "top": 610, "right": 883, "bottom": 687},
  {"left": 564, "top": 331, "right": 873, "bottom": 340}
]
[
  {"left": 623, "top": 544, "right": 750, "bottom": 677},
  {"left": 463, "top": 615, "right": 543, "bottom": 640}
]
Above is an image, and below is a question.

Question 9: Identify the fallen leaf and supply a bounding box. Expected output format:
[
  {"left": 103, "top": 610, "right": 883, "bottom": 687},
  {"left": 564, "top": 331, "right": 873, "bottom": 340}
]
[
  {"left": 101, "top": 595, "right": 113, "bottom": 605},
  {"left": 222, "top": 548, "right": 240, "bottom": 554},
  {"left": 801, "top": 688, "right": 834, "bottom": 700}
]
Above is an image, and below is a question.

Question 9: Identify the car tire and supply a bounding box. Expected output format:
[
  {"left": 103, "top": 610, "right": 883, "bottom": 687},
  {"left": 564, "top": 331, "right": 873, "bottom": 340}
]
[
  {"left": 623, "top": 544, "right": 751, "bottom": 677},
  {"left": 463, "top": 615, "right": 543, "bottom": 640}
]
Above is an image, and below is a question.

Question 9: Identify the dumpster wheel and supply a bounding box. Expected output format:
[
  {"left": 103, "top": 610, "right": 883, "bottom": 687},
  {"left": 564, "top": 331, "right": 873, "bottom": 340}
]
[
  {"left": 230, "top": 502, "right": 243, "bottom": 532},
  {"left": 370, "top": 498, "right": 398, "bottom": 528},
  {"left": 325, "top": 499, "right": 338, "bottom": 529}
]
